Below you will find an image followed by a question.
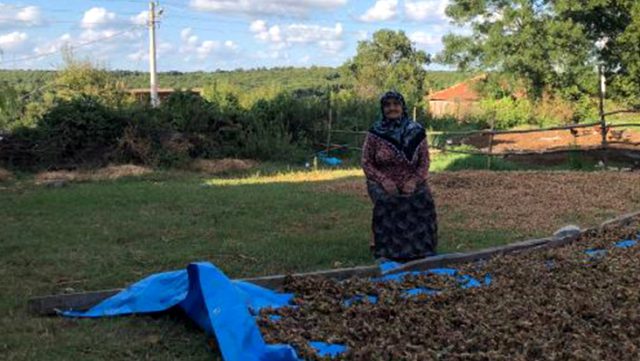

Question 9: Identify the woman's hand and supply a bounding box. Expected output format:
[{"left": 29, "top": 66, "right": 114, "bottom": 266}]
[
  {"left": 401, "top": 179, "right": 417, "bottom": 194},
  {"left": 381, "top": 180, "right": 399, "bottom": 195}
]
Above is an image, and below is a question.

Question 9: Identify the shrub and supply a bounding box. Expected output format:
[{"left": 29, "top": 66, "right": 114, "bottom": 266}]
[
  {"left": 157, "top": 90, "right": 216, "bottom": 133},
  {"left": 478, "top": 97, "right": 534, "bottom": 129},
  {"left": 36, "top": 95, "right": 127, "bottom": 165}
]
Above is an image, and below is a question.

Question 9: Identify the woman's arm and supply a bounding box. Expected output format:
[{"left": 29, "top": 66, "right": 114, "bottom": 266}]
[
  {"left": 362, "top": 134, "right": 396, "bottom": 192},
  {"left": 414, "top": 138, "right": 430, "bottom": 180},
  {"left": 400, "top": 138, "right": 430, "bottom": 193}
]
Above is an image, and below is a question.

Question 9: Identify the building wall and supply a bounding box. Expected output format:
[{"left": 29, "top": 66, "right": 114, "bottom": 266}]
[{"left": 428, "top": 100, "right": 480, "bottom": 119}]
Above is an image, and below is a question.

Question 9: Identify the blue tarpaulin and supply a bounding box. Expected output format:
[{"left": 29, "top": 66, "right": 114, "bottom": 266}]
[{"left": 65, "top": 263, "right": 301, "bottom": 361}]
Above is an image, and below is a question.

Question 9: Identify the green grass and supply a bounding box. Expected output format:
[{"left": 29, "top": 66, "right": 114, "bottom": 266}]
[{"left": 0, "top": 167, "right": 599, "bottom": 360}]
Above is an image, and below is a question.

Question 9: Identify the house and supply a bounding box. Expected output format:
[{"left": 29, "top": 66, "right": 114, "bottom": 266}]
[
  {"left": 128, "top": 88, "right": 204, "bottom": 103},
  {"left": 426, "top": 76, "right": 484, "bottom": 119}
]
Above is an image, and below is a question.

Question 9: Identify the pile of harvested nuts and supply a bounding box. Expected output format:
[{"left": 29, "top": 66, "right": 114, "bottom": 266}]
[{"left": 259, "top": 224, "right": 640, "bottom": 360}]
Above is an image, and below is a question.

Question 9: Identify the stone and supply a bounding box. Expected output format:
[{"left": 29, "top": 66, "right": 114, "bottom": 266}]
[
  {"left": 553, "top": 224, "right": 581, "bottom": 239},
  {"left": 44, "top": 180, "right": 68, "bottom": 188}
]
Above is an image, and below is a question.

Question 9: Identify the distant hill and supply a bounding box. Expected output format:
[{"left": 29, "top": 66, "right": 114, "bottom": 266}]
[{"left": 0, "top": 67, "right": 469, "bottom": 94}]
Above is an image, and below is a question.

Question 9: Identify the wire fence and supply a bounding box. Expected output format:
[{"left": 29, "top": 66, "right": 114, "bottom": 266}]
[{"left": 326, "top": 110, "right": 640, "bottom": 168}]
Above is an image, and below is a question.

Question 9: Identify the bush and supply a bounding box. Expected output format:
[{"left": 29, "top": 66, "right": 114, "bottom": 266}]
[
  {"left": 240, "top": 112, "right": 309, "bottom": 162},
  {"left": 157, "top": 91, "right": 216, "bottom": 133},
  {"left": 36, "top": 95, "right": 127, "bottom": 165},
  {"left": 0, "top": 82, "right": 22, "bottom": 131},
  {"left": 478, "top": 97, "right": 534, "bottom": 129}
]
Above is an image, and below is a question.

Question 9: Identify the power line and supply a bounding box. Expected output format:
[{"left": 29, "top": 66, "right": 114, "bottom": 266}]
[{"left": 0, "top": 26, "right": 143, "bottom": 66}]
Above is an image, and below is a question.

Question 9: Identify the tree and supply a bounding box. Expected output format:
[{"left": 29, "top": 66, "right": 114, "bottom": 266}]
[
  {"left": 341, "top": 29, "right": 430, "bottom": 106},
  {"left": 54, "top": 48, "right": 130, "bottom": 108},
  {"left": 439, "top": 0, "right": 594, "bottom": 100},
  {"left": 554, "top": 0, "right": 640, "bottom": 107},
  {"left": 440, "top": 0, "right": 640, "bottom": 106},
  {"left": 0, "top": 82, "right": 21, "bottom": 131}
]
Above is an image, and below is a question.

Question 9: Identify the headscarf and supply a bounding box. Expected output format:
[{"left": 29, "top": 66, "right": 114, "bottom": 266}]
[{"left": 369, "top": 91, "right": 425, "bottom": 160}]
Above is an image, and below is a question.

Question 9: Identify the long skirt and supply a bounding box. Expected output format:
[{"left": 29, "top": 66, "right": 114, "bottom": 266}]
[{"left": 367, "top": 180, "right": 438, "bottom": 261}]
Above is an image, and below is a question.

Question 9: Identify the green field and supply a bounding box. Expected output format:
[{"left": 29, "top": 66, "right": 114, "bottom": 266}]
[{"left": 2, "top": 161, "right": 639, "bottom": 360}]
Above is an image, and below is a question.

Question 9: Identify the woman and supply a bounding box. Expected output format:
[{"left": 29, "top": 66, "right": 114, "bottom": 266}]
[{"left": 361, "top": 91, "right": 438, "bottom": 262}]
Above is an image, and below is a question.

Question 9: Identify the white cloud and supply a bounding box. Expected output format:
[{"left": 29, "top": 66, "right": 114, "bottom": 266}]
[
  {"left": 128, "top": 42, "right": 173, "bottom": 61},
  {"left": 196, "top": 40, "right": 219, "bottom": 58},
  {"left": 224, "top": 40, "right": 238, "bottom": 51},
  {"left": 404, "top": 1, "right": 448, "bottom": 22},
  {"left": 409, "top": 31, "right": 440, "bottom": 47},
  {"left": 356, "top": 30, "right": 369, "bottom": 41},
  {"left": 181, "top": 28, "right": 200, "bottom": 49},
  {"left": 81, "top": 7, "right": 117, "bottom": 29},
  {"left": 32, "top": 27, "right": 143, "bottom": 60},
  {"left": 180, "top": 27, "right": 238, "bottom": 61},
  {"left": 250, "top": 20, "right": 345, "bottom": 54},
  {"left": 0, "top": 4, "right": 43, "bottom": 27},
  {"left": 0, "top": 31, "right": 29, "bottom": 50},
  {"left": 268, "top": 26, "right": 282, "bottom": 43},
  {"left": 358, "top": 0, "right": 398, "bottom": 22},
  {"left": 33, "top": 33, "right": 71, "bottom": 55},
  {"left": 318, "top": 40, "right": 345, "bottom": 53},
  {"left": 16, "top": 6, "right": 42, "bottom": 25},
  {"left": 131, "top": 11, "right": 148, "bottom": 26},
  {"left": 189, "top": 0, "right": 347, "bottom": 17},
  {"left": 249, "top": 20, "right": 267, "bottom": 33}
]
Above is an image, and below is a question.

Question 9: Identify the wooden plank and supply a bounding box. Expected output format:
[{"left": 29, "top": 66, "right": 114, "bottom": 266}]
[
  {"left": 384, "top": 237, "right": 554, "bottom": 275},
  {"left": 28, "top": 289, "right": 121, "bottom": 316},
  {"left": 28, "top": 266, "right": 381, "bottom": 316},
  {"left": 243, "top": 265, "right": 380, "bottom": 290},
  {"left": 332, "top": 122, "right": 602, "bottom": 137},
  {"left": 607, "top": 123, "right": 640, "bottom": 128},
  {"left": 600, "top": 210, "right": 640, "bottom": 229},
  {"left": 603, "top": 109, "right": 640, "bottom": 117}
]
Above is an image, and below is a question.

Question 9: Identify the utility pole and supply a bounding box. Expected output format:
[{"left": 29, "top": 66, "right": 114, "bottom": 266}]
[
  {"left": 598, "top": 64, "right": 608, "bottom": 169},
  {"left": 598, "top": 64, "right": 607, "bottom": 146},
  {"left": 326, "top": 88, "right": 333, "bottom": 157},
  {"left": 148, "top": 1, "right": 159, "bottom": 107}
]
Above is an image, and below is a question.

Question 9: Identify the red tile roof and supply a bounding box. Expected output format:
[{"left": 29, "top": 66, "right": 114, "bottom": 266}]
[
  {"left": 128, "top": 88, "right": 203, "bottom": 94},
  {"left": 427, "top": 75, "right": 484, "bottom": 101}
]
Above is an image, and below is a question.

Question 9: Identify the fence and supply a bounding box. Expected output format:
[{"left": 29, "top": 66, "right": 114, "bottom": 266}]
[{"left": 326, "top": 108, "right": 640, "bottom": 169}]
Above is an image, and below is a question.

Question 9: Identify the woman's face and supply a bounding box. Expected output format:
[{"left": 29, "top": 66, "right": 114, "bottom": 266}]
[{"left": 383, "top": 98, "right": 403, "bottom": 121}]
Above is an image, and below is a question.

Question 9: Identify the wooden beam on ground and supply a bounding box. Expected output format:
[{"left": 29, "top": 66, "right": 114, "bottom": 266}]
[
  {"left": 384, "top": 237, "right": 555, "bottom": 275},
  {"left": 27, "top": 266, "right": 381, "bottom": 316},
  {"left": 332, "top": 122, "right": 603, "bottom": 137},
  {"left": 28, "top": 289, "right": 121, "bottom": 316},
  {"left": 242, "top": 264, "right": 381, "bottom": 290},
  {"left": 28, "top": 211, "right": 640, "bottom": 316}
]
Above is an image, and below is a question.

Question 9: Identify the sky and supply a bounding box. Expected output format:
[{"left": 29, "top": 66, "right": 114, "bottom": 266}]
[{"left": 0, "top": 0, "right": 467, "bottom": 72}]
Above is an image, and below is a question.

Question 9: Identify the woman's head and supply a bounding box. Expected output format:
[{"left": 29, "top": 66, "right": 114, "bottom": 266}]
[{"left": 380, "top": 91, "right": 408, "bottom": 122}]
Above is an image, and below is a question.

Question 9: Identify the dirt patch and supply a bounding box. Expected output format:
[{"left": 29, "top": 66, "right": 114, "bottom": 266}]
[
  {"left": 189, "top": 158, "right": 258, "bottom": 174},
  {"left": 91, "top": 164, "right": 152, "bottom": 180},
  {"left": 0, "top": 167, "right": 14, "bottom": 182},
  {"left": 35, "top": 164, "right": 152, "bottom": 184},
  {"left": 462, "top": 127, "right": 640, "bottom": 153},
  {"left": 319, "top": 171, "right": 640, "bottom": 235},
  {"left": 259, "top": 224, "right": 640, "bottom": 360}
]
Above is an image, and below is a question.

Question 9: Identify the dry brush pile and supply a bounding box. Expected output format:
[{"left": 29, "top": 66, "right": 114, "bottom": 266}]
[{"left": 258, "top": 223, "right": 640, "bottom": 361}]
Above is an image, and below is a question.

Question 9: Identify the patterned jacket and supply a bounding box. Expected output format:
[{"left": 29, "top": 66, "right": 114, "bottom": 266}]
[{"left": 361, "top": 131, "right": 430, "bottom": 192}]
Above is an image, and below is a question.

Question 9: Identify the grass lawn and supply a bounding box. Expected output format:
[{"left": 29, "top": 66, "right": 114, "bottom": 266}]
[{"left": 2, "top": 162, "right": 639, "bottom": 360}]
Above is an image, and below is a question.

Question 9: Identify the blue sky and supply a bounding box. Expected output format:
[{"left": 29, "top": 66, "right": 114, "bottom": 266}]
[{"left": 0, "top": 0, "right": 465, "bottom": 71}]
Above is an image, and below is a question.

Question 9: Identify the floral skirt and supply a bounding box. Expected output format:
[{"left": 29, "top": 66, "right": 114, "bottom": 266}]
[{"left": 367, "top": 180, "right": 438, "bottom": 261}]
